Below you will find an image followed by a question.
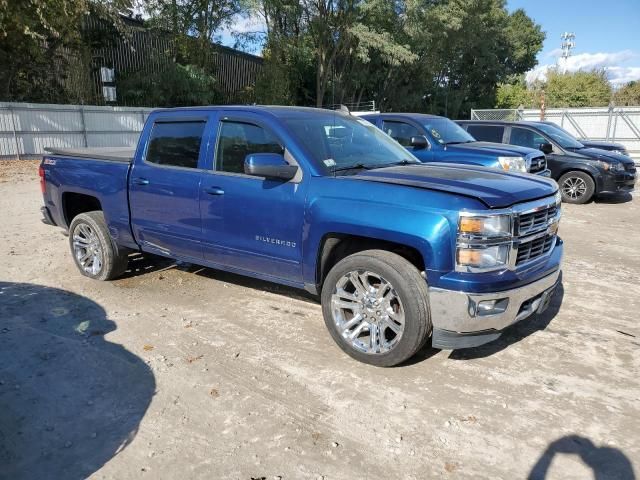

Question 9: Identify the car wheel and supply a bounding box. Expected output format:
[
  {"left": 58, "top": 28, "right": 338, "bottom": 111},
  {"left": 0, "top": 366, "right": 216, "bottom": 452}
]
[
  {"left": 69, "top": 211, "right": 129, "bottom": 281},
  {"left": 559, "top": 171, "right": 595, "bottom": 204},
  {"left": 321, "top": 250, "right": 431, "bottom": 367}
]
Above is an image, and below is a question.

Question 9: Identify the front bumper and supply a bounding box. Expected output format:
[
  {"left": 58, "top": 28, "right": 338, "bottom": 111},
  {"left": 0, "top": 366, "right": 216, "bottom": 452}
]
[
  {"left": 599, "top": 169, "right": 636, "bottom": 194},
  {"left": 429, "top": 268, "right": 561, "bottom": 349}
]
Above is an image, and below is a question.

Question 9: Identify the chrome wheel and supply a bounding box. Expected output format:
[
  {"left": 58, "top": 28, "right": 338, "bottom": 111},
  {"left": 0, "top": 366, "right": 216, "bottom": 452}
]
[
  {"left": 330, "top": 270, "right": 405, "bottom": 355},
  {"left": 562, "top": 176, "right": 587, "bottom": 200},
  {"left": 72, "top": 223, "right": 103, "bottom": 276}
]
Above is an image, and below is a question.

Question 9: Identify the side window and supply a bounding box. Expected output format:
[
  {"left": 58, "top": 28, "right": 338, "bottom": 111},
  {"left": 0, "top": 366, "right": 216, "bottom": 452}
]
[
  {"left": 382, "top": 120, "right": 421, "bottom": 147},
  {"left": 216, "top": 121, "right": 284, "bottom": 174},
  {"left": 510, "top": 127, "right": 546, "bottom": 150},
  {"left": 146, "top": 121, "right": 205, "bottom": 168},
  {"left": 466, "top": 125, "right": 505, "bottom": 143}
]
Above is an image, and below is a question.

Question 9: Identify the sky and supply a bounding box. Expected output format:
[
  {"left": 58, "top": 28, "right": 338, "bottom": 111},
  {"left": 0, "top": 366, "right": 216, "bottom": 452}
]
[
  {"left": 507, "top": 0, "right": 640, "bottom": 86},
  {"left": 219, "top": 1, "right": 640, "bottom": 86}
]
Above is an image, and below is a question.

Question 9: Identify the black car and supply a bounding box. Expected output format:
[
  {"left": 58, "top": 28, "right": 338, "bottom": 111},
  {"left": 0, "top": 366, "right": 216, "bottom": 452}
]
[
  {"left": 457, "top": 120, "right": 637, "bottom": 204},
  {"left": 536, "top": 121, "right": 630, "bottom": 157}
]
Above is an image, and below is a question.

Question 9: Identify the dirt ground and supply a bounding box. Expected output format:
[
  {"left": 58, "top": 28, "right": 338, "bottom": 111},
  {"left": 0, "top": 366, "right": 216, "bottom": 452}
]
[{"left": 1, "top": 160, "right": 639, "bottom": 480}]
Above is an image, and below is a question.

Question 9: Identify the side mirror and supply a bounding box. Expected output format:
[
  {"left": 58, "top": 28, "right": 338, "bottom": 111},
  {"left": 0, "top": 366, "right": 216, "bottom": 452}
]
[
  {"left": 410, "top": 135, "right": 429, "bottom": 149},
  {"left": 539, "top": 142, "right": 553, "bottom": 155},
  {"left": 244, "top": 153, "right": 298, "bottom": 181}
]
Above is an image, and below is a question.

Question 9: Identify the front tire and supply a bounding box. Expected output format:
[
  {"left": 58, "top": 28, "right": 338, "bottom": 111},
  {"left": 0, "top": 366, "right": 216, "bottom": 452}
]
[
  {"left": 321, "top": 250, "right": 431, "bottom": 367},
  {"left": 559, "top": 171, "right": 595, "bottom": 204},
  {"left": 69, "top": 211, "right": 129, "bottom": 281}
]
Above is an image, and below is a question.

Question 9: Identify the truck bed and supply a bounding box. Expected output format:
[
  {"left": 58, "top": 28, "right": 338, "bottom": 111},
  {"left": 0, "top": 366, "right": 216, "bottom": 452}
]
[{"left": 45, "top": 147, "right": 135, "bottom": 163}]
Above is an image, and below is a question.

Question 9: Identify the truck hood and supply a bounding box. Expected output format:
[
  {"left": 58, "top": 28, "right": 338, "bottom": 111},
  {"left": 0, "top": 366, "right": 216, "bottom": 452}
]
[
  {"left": 445, "top": 141, "right": 541, "bottom": 157},
  {"left": 351, "top": 163, "right": 557, "bottom": 209}
]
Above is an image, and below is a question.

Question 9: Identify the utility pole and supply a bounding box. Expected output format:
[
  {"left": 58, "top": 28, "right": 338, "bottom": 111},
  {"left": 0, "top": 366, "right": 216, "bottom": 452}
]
[{"left": 559, "top": 32, "right": 576, "bottom": 74}]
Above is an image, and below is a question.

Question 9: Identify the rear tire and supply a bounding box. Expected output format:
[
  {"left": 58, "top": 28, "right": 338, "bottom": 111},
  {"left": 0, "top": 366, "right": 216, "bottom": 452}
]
[
  {"left": 69, "top": 211, "right": 129, "bottom": 281},
  {"left": 321, "top": 250, "right": 431, "bottom": 367},
  {"left": 559, "top": 171, "right": 595, "bottom": 204}
]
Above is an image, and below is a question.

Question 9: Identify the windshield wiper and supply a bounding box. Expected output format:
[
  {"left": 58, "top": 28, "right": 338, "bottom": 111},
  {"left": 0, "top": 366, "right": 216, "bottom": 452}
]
[
  {"left": 332, "top": 162, "right": 376, "bottom": 173},
  {"left": 379, "top": 159, "right": 419, "bottom": 167},
  {"left": 445, "top": 140, "right": 474, "bottom": 145}
]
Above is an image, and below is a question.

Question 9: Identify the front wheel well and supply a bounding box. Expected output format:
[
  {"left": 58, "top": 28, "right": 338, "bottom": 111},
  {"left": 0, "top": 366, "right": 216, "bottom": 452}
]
[
  {"left": 317, "top": 234, "right": 426, "bottom": 288},
  {"left": 62, "top": 192, "right": 102, "bottom": 227}
]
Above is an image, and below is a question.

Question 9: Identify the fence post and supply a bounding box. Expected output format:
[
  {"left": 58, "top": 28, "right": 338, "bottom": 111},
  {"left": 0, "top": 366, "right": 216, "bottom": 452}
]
[
  {"left": 8, "top": 106, "right": 20, "bottom": 160},
  {"left": 79, "top": 106, "right": 89, "bottom": 147}
]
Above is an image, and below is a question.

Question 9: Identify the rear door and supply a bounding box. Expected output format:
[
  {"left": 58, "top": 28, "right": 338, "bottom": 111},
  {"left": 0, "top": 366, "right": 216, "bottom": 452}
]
[
  {"left": 465, "top": 124, "right": 506, "bottom": 144},
  {"left": 199, "top": 112, "right": 307, "bottom": 283},
  {"left": 129, "top": 113, "right": 216, "bottom": 261}
]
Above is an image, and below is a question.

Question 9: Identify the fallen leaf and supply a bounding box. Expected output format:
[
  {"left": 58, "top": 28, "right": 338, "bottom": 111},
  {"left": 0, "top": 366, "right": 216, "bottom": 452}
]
[
  {"left": 143, "top": 345, "right": 154, "bottom": 351},
  {"left": 186, "top": 354, "right": 204, "bottom": 364},
  {"left": 209, "top": 388, "right": 219, "bottom": 398},
  {"left": 445, "top": 462, "right": 457, "bottom": 473}
]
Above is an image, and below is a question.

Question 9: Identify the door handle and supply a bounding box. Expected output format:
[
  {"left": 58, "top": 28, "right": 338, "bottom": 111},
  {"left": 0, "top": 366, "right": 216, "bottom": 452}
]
[
  {"left": 133, "top": 177, "right": 150, "bottom": 185},
  {"left": 204, "top": 187, "right": 225, "bottom": 195}
]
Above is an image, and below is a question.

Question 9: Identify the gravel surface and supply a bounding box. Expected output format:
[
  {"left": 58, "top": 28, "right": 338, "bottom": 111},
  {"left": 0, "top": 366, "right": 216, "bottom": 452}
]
[{"left": 1, "top": 162, "right": 638, "bottom": 479}]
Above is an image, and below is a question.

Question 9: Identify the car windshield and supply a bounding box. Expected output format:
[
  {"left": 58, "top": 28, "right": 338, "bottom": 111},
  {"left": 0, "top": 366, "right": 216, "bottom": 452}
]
[
  {"left": 283, "top": 113, "right": 418, "bottom": 174},
  {"left": 534, "top": 123, "right": 584, "bottom": 149},
  {"left": 423, "top": 118, "right": 475, "bottom": 145}
]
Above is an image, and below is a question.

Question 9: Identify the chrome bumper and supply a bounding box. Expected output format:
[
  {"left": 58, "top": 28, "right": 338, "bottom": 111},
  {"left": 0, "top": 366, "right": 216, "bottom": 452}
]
[{"left": 429, "top": 269, "right": 560, "bottom": 345}]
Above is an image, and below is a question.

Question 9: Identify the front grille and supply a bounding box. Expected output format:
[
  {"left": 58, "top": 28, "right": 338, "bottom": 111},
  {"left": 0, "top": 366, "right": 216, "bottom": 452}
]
[
  {"left": 518, "top": 204, "right": 558, "bottom": 236},
  {"left": 516, "top": 235, "right": 554, "bottom": 265},
  {"left": 529, "top": 156, "right": 547, "bottom": 173}
]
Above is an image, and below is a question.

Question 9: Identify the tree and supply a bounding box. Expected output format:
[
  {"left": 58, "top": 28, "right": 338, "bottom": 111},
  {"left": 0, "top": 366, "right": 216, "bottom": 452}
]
[
  {"left": 143, "top": 0, "right": 244, "bottom": 67},
  {"left": 614, "top": 81, "right": 640, "bottom": 106},
  {"left": 495, "top": 76, "right": 534, "bottom": 108},
  {"left": 0, "top": 0, "right": 131, "bottom": 102},
  {"left": 545, "top": 69, "right": 612, "bottom": 108}
]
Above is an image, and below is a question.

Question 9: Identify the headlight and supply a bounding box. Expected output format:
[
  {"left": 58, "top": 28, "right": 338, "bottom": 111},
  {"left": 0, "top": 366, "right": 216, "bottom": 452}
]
[
  {"left": 598, "top": 160, "right": 624, "bottom": 172},
  {"left": 497, "top": 156, "right": 526, "bottom": 173},
  {"left": 459, "top": 213, "right": 511, "bottom": 238},
  {"left": 554, "top": 190, "right": 562, "bottom": 206},
  {"left": 457, "top": 244, "right": 510, "bottom": 269},
  {"left": 457, "top": 213, "right": 512, "bottom": 271}
]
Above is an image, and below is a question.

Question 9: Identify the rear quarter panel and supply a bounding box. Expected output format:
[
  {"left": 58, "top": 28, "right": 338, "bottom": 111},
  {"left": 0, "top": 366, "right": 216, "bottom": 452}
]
[{"left": 42, "top": 156, "right": 137, "bottom": 249}]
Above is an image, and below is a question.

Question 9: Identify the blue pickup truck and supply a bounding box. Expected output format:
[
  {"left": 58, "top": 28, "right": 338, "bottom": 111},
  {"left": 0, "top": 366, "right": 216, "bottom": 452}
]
[
  {"left": 40, "top": 106, "right": 563, "bottom": 366},
  {"left": 361, "top": 113, "right": 550, "bottom": 175}
]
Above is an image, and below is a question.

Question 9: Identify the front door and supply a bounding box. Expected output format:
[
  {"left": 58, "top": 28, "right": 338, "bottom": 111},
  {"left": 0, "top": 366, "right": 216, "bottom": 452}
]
[
  {"left": 381, "top": 119, "right": 433, "bottom": 162},
  {"left": 199, "top": 114, "right": 307, "bottom": 283},
  {"left": 129, "top": 116, "right": 210, "bottom": 261}
]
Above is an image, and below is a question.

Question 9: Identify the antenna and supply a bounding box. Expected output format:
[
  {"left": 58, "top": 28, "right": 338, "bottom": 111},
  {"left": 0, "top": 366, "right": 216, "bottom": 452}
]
[{"left": 559, "top": 32, "right": 576, "bottom": 74}]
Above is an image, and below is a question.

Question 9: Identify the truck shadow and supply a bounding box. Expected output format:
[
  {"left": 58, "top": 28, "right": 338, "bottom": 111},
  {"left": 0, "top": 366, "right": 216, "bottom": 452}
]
[
  {"left": 0, "top": 281, "right": 155, "bottom": 480},
  {"left": 447, "top": 274, "right": 565, "bottom": 360},
  {"left": 528, "top": 434, "right": 635, "bottom": 479}
]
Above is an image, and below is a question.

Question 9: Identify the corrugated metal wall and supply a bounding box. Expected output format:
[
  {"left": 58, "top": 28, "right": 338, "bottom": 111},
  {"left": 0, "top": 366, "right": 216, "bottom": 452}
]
[{"left": 0, "top": 103, "right": 153, "bottom": 159}]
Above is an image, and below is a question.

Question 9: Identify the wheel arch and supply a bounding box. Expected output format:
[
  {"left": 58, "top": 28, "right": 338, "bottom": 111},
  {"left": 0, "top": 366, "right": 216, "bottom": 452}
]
[{"left": 61, "top": 191, "right": 103, "bottom": 228}]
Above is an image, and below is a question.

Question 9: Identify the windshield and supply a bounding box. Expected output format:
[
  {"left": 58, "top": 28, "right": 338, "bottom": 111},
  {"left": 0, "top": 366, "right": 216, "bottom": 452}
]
[
  {"left": 423, "top": 118, "right": 475, "bottom": 145},
  {"left": 283, "top": 113, "right": 418, "bottom": 174},
  {"left": 535, "top": 123, "right": 584, "bottom": 149}
]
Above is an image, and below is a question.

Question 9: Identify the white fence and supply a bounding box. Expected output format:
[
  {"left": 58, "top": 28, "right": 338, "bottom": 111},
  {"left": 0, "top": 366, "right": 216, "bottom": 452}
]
[
  {"left": 471, "top": 107, "right": 640, "bottom": 162},
  {"left": 0, "top": 102, "right": 155, "bottom": 159}
]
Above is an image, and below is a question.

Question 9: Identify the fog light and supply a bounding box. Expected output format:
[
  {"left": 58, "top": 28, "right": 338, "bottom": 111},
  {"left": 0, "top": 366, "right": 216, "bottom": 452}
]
[{"left": 476, "top": 298, "right": 509, "bottom": 316}]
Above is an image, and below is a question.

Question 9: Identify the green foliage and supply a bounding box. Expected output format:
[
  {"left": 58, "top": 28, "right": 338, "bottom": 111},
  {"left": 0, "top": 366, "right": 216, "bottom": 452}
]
[
  {"left": 545, "top": 69, "right": 612, "bottom": 108},
  {"left": 495, "top": 78, "right": 535, "bottom": 108},
  {"left": 118, "top": 63, "right": 222, "bottom": 107},
  {"left": 614, "top": 81, "right": 640, "bottom": 106},
  {"left": 0, "top": 0, "right": 131, "bottom": 102}
]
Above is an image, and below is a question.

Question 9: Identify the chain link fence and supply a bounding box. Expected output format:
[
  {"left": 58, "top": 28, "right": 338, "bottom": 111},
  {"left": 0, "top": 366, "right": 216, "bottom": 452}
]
[{"left": 471, "top": 107, "right": 640, "bottom": 162}]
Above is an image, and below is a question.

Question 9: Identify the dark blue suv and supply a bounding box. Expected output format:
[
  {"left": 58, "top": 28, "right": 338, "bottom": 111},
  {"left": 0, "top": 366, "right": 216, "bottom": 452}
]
[{"left": 362, "top": 113, "right": 549, "bottom": 176}]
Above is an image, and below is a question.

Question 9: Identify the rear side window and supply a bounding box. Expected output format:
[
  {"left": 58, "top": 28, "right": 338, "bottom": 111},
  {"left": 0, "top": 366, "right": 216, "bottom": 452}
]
[
  {"left": 382, "top": 120, "right": 421, "bottom": 147},
  {"left": 466, "top": 125, "right": 505, "bottom": 143},
  {"left": 146, "top": 121, "right": 206, "bottom": 168},
  {"left": 216, "top": 121, "right": 284, "bottom": 174}
]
